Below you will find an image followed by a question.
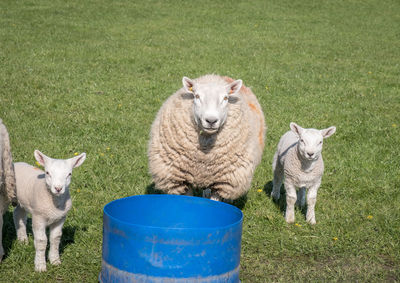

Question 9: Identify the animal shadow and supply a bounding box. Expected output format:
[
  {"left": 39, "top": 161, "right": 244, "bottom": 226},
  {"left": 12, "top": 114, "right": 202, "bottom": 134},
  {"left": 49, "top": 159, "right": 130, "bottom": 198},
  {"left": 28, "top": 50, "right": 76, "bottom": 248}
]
[
  {"left": 145, "top": 183, "right": 248, "bottom": 209},
  {"left": 1, "top": 210, "right": 83, "bottom": 261},
  {"left": 264, "top": 181, "right": 308, "bottom": 219}
]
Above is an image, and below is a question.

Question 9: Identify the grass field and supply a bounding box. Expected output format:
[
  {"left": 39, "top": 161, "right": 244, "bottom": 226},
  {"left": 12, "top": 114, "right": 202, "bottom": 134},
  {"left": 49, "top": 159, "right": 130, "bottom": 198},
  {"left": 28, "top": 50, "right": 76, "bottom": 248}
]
[{"left": 0, "top": 0, "right": 399, "bottom": 281}]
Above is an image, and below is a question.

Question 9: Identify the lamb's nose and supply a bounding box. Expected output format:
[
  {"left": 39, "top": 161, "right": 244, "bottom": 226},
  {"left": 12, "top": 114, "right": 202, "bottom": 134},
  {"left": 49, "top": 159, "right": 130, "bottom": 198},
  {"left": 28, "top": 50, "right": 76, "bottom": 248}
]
[
  {"left": 55, "top": 187, "right": 62, "bottom": 192},
  {"left": 307, "top": 152, "right": 314, "bottom": 157},
  {"left": 206, "top": 117, "right": 218, "bottom": 125}
]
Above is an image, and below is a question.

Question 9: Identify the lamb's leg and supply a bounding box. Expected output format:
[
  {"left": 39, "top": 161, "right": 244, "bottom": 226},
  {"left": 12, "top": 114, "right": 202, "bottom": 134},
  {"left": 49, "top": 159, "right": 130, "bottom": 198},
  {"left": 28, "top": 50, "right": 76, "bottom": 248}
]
[
  {"left": 49, "top": 218, "right": 65, "bottom": 265},
  {"left": 306, "top": 182, "right": 320, "bottom": 225},
  {"left": 13, "top": 204, "right": 28, "bottom": 243},
  {"left": 296, "top": 187, "right": 307, "bottom": 207},
  {"left": 271, "top": 157, "right": 284, "bottom": 201},
  {"left": 32, "top": 216, "right": 48, "bottom": 272},
  {"left": 285, "top": 183, "right": 297, "bottom": 224}
]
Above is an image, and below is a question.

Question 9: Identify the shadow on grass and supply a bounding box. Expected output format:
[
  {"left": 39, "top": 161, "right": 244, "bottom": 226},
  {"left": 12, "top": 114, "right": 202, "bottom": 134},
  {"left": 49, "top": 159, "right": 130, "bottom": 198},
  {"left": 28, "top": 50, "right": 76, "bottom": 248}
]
[
  {"left": 145, "top": 183, "right": 248, "bottom": 210},
  {"left": 1, "top": 210, "right": 85, "bottom": 261},
  {"left": 264, "top": 181, "right": 308, "bottom": 219}
]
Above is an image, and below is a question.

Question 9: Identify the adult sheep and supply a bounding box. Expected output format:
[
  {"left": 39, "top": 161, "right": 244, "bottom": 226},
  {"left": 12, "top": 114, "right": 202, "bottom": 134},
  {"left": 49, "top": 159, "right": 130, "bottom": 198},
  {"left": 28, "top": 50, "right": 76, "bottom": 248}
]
[
  {"left": 148, "top": 74, "right": 266, "bottom": 202},
  {"left": 0, "top": 119, "right": 16, "bottom": 262}
]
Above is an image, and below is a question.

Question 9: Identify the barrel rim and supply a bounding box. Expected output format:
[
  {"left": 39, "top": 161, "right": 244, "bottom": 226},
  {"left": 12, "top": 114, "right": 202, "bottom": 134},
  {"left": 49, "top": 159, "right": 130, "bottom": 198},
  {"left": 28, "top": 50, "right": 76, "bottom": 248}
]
[{"left": 103, "top": 194, "right": 243, "bottom": 231}]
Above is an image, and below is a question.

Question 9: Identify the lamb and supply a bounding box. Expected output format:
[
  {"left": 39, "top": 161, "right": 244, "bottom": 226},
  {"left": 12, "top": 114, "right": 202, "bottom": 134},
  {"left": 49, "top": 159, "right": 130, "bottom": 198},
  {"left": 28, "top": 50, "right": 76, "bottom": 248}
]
[
  {"left": 13, "top": 150, "right": 86, "bottom": 272},
  {"left": 148, "top": 74, "right": 266, "bottom": 202},
  {"left": 271, "top": 122, "right": 336, "bottom": 224},
  {"left": 0, "top": 119, "right": 16, "bottom": 262}
]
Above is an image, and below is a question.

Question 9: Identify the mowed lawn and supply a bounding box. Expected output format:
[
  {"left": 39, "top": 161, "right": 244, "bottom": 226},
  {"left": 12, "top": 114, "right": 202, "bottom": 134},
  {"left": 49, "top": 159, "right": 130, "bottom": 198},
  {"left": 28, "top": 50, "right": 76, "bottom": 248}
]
[{"left": 0, "top": 0, "right": 399, "bottom": 282}]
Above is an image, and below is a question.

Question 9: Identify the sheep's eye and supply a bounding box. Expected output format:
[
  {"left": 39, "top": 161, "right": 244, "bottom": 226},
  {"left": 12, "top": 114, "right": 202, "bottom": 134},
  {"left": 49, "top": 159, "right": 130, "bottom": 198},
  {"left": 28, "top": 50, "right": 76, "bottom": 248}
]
[
  {"left": 68, "top": 173, "right": 72, "bottom": 177},
  {"left": 300, "top": 139, "right": 304, "bottom": 143},
  {"left": 319, "top": 141, "right": 323, "bottom": 145},
  {"left": 195, "top": 94, "right": 200, "bottom": 99},
  {"left": 46, "top": 171, "right": 50, "bottom": 175},
  {"left": 223, "top": 96, "right": 228, "bottom": 101}
]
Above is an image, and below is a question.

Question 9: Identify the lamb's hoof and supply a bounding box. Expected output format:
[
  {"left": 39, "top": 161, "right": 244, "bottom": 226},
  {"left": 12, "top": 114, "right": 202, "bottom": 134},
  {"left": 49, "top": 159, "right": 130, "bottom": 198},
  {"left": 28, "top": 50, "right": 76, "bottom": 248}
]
[
  {"left": 285, "top": 215, "right": 295, "bottom": 224},
  {"left": 17, "top": 236, "right": 28, "bottom": 244},
  {"left": 35, "top": 262, "right": 47, "bottom": 272},
  {"left": 307, "top": 218, "right": 316, "bottom": 225},
  {"left": 271, "top": 192, "right": 280, "bottom": 201},
  {"left": 50, "top": 258, "right": 61, "bottom": 265}
]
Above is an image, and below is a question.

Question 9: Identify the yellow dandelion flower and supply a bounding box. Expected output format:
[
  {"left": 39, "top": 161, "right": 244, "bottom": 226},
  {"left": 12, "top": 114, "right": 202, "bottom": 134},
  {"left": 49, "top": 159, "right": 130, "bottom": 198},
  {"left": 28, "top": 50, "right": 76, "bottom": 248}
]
[
  {"left": 100, "top": 153, "right": 105, "bottom": 156},
  {"left": 257, "top": 189, "right": 263, "bottom": 193},
  {"left": 265, "top": 85, "right": 269, "bottom": 91},
  {"left": 368, "top": 71, "right": 372, "bottom": 74},
  {"left": 333, "top": 237, "right": 338, "bottom": 241},
  {"left": 118, "top": 104, "right": 122, "bottom": 108},
  {"left": 367, "top": 215, "right": 373, "bottom": 220},
  {"left": 295, "top": 223, "right": 301, "bottom": 227},
  {"left": 35, "top": 161, "right": 41, "bottom": 167},
  {"left": 392, "top": 124, "right": 397, "bottom": 128},
  {"left": 76, "top": 189, "right": 81, "bottom": 193},
  {"left": 74, "top": 152, "right": 79, "bottom": 156},
  {"left": 106, "top": 147, "right": 110, "bottom": 151}
]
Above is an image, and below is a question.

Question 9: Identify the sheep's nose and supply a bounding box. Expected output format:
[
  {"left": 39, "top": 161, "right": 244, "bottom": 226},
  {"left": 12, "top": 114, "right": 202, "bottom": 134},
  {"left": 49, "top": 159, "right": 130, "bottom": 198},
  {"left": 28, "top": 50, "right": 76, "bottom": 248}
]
[
  {"left": 55, "top": 187, "right": 62, "bottom": 192},
  {"left": 205, "top": 117, "right": 218, "bottom": 125},
  {"left": 307, "top": 152, "right": 314, "bottom": 157}
]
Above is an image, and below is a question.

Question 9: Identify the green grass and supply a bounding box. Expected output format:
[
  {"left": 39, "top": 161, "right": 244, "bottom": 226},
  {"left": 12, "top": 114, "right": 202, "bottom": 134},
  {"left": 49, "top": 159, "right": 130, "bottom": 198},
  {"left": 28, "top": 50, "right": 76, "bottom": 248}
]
[{"left": 0, "top": 0, "right": 399, "bottom": 281}]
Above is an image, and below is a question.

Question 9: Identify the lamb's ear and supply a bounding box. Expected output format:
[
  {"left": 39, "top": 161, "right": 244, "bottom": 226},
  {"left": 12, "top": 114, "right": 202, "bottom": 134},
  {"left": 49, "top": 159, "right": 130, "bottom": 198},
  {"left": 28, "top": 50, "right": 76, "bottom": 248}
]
[
  {"left": 70, "top": 153, "right": 86, "bottom": 168},
  {"left": 226, "top": 79, "right": 242, "bottom": 95},
  {"left": 182, "top": 77, "right": 195, "bottom": 94},
  {"left": 34, "top": 150, "right": 50, "bottom": 167},
  {"left": 290, "top": 122, "right": 304, "bottom": 137},
  {"left": 321, "top": 126, "right": 336, "bottom": 139}
]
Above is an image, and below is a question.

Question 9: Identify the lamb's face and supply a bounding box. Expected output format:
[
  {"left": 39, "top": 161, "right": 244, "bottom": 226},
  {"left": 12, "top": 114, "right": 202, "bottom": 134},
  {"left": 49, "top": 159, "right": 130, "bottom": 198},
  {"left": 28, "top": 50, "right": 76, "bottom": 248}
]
[
  {"left": 43, "top": 159, "right": 73, "bottom": 195},
  {"left": 182, "top": 77, "right": 242, "bottom": 135},
  {"left": 34, "top": 150, "right": 86, "bottom": 196},
  {"left": 297, "top": 129, "right": 324, "bottom": 161},
  {"left": 290, "top": 122, "right": 337, "bottom": 161}
]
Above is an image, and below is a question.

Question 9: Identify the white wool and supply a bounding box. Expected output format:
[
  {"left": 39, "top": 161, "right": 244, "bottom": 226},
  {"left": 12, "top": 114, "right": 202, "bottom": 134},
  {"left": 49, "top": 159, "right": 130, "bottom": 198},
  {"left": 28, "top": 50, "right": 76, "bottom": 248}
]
[
  {"left": 271, "top": 122, "right": 336, "bottom": 224},
  {"left": 0, "top": 119, "right": 16, "bottom": 262},
  {"left": 13, "top": 150, "right": 86, "bottom": 272},
  {"left": 148, "top": 74, "right": 266, "bottom": 201}
]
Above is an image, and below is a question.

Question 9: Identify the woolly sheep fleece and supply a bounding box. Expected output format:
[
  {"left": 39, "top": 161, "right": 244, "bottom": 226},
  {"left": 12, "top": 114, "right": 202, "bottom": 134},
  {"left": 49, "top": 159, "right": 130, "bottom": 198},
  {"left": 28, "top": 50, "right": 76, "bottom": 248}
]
[{"left": 148, "top": 74, "right": 266, "bottom": 200}]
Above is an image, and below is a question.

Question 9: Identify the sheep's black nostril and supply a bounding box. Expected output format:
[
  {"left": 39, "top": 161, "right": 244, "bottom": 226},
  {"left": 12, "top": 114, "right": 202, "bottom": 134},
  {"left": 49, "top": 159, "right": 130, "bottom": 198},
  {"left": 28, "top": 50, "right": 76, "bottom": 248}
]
[{"left": 206, "top": 117, "right": 218, "bottom": 125}]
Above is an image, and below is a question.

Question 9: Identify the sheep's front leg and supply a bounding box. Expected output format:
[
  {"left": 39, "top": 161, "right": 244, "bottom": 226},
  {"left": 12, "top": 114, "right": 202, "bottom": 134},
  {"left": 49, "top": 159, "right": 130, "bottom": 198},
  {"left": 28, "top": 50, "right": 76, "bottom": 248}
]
[
  {"left": 49, "top": 218, "right": 65, "bottom": 265},
  {"left": 13, "top": 204, "right": 28, "bottom": 243},
  {"left": 32, "top": 216, "right": 48, "bottom": 272},
  {"left": 0, "top": 213, "right": 4, "bottom": 262},
  {"left": 306, "top": 181, "right": 321, "bottom": 225},
  {"left": 271, "top": 159, "right": 284, "bottom": 201},
  {"left": 284, "top": 183, "right": 297, "bottom": 224}
]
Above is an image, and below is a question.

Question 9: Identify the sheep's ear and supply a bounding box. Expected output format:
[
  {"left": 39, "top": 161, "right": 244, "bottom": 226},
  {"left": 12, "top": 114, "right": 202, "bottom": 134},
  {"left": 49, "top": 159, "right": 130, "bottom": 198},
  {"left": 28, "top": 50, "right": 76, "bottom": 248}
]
[
  {"left": 226, "top": 79, "right": 242, "bottom": 95},
  {"left": 70, "top": 153, "right": 86, "bottom": 168},
  {"left": 182, "top": 77, "right": 195, "bottom": 94},
  {"left": 321, "top": 126, "right": 336, "bottom": 139},
  {"left": 290, "top": 122, "right": 304, "bottom": 137},
  {"left": 34, "top": 150, "right": 50, "bottom": 167}
]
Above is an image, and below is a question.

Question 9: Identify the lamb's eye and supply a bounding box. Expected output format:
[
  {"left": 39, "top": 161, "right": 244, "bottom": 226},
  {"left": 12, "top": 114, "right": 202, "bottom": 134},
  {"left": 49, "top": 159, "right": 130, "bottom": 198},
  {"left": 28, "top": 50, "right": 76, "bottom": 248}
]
[
  {"left": 195, "top": 94, "right": 200, "bottom": 99},
  {"left": 300, "top": 139, "right": 304, "bottom": 143},
  {"left": 68, "top": 173, "right": 72, "bottom": 177},
  {"left": 223, "top": 96, "right": 228, "bottom": 101},
  {"left": 46, "top": 171, "right": 50, "bottom": 175}
]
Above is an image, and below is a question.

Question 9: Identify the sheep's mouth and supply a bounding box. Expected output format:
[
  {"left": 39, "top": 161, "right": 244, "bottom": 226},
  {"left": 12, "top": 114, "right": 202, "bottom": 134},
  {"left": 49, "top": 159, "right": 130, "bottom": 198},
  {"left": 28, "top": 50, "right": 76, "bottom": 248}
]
[{"left": 202, "top": 127, "right": 219, "bottom": 134}]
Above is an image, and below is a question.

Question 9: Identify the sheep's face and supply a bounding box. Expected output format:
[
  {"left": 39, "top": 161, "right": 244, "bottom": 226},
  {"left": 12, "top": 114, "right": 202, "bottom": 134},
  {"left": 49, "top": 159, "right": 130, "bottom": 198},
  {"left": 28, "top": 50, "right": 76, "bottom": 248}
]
[
  {"left": 182, "top": 77, "right": 242, "bottom": 135},
  {"left": 290, "top": 123, "right": 336, "bottom": 161},
  {"left": 34, "top": 150, "right": 86, "bottom": 196}
]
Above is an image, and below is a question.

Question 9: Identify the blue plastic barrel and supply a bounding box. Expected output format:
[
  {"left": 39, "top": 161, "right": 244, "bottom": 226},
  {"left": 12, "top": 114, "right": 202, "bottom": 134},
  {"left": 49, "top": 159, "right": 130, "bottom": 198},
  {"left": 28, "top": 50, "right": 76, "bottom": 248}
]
[{"left": 99, "top": 194, "right": 243, "bottom": 283}]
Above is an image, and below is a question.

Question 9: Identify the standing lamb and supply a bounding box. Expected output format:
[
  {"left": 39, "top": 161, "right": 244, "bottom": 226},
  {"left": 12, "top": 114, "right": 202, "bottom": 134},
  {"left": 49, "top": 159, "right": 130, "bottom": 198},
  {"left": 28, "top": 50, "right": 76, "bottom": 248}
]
[
  {"left": 148, "top": 74, "right": 266, "bottom": 202},
  {"left": 271, "top": 122, "right": 336, "bottom": 224},
  {"left": 13, "top": 150, "right": 86, "bottom": 272},
  {"left": 0, "top": 119, "right": 16, "bottom": 262}
]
